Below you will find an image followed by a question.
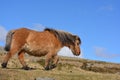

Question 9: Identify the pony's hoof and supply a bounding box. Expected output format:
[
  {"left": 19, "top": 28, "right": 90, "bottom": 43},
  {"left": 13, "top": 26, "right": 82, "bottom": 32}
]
[
  {"left": 1, "top": 63, "right": 7, "bottom": 68},
  {"left": 45, "top": 66, "right": 50, "bottom": 70},
  {"left": 22, "top": 66, "right": 33, "bottom": 70},
  {"left": 50, "top": 64, "right": 56, "bottom": 69}
]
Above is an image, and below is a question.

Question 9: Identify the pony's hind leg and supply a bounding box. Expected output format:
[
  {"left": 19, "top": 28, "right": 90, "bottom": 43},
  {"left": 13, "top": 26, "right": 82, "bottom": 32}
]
[
  {"left": 1, "top": 52, "right": 11, "bottom": 68},
  {"left": 18, "top": 51, "right": 31, "bottom": 70},
  {"left": 1, "top": 48, "right": 18, "bottom": 68}
]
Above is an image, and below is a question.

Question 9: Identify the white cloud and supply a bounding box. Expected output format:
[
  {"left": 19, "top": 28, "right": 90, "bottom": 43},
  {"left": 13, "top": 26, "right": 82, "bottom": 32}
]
[
  {"left": 0, "top": 26, "right": 7, "bottom": 42},
  {"left": 31, "top": 23, "right": 46, "bottom": 31},
  {"left": 58, "top": 46, "right": 83, "bottom": 58},
  {"left": 94, "top": 46, "right": 120, "bottom": 59}
]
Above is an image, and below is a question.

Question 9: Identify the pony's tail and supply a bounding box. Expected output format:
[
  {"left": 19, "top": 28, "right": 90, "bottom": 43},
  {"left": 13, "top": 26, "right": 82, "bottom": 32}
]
[{"left": 4, "top": 30, "right": 15, "bottom": 51}]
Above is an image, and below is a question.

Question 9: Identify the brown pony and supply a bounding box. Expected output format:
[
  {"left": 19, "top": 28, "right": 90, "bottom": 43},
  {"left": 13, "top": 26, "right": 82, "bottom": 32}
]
[{"left": 1, "top": 28, "right": 81, "bottom": 70}]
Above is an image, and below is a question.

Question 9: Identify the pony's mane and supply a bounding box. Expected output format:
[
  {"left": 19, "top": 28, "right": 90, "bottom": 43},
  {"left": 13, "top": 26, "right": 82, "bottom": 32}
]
[{"left": 44, "top": 28, "right": 81, "bottom": 45}]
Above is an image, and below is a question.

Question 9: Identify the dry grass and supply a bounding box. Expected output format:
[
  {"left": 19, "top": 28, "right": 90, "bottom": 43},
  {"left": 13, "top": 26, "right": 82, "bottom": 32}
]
[{"left": 0, "top": 52, "right": 120, "bottom": 80}]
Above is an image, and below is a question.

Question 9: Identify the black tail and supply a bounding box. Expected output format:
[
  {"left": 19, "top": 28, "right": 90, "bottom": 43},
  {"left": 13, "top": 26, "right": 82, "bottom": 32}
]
[{"left": 4, "top": 30, "right": 15, "bottom": 51}]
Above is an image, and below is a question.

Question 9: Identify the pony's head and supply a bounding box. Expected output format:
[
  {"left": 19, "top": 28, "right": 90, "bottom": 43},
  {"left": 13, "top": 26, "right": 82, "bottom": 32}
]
[
  {"left": 68, "top": 35, "right": 81, "bottom": 56},
  {"left": 44, "top": 28, "right": 81, "bottom": 56}
]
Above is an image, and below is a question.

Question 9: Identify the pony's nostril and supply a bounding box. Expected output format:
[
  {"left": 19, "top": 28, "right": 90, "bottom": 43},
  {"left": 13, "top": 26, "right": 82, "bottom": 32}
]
[{"left": 77, "top": 51, "right": 81, "bottom": 55}]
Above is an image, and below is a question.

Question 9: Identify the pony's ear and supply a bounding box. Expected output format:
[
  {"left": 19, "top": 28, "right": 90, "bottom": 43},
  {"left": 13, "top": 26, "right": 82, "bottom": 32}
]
[
  {"left": 71, "top": 35, "right": 77, "bottom": 43},
  {"left": 73, "top": 35, "right": 81, "bottom": 44},
  {"left": 73, "top": 35, "right": 78, "bottom": 40}
]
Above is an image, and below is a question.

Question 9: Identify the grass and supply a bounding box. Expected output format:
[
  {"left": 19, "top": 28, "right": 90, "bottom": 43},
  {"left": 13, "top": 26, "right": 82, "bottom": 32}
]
[
  {"left": 0, "top": 52, "right": 120, "bottom": 80},
  {"left": 0, "top": 68, "right": 120, "bottom": 80}
]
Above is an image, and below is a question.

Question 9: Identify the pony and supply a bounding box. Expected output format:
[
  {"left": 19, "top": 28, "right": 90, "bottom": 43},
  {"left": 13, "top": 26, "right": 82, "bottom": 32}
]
[{"left": 1, "top": 28, "right": 81, "bottom": 70}]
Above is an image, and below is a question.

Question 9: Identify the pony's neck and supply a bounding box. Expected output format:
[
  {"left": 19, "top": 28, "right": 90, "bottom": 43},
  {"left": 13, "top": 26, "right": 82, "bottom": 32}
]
[{"left": 63, "top": 43, "right": 70, "bottom": 49}]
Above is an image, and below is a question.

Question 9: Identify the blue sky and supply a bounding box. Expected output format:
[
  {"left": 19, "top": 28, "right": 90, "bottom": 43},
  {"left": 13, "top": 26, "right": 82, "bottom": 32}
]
[{"left": 0, "top": 0, "right": 120, "bottom": 63}]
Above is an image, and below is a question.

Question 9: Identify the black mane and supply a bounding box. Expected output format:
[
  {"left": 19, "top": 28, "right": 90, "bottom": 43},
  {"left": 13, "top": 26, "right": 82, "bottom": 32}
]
[{"left": 44, "top": 28, "right": 81, "bottom": 45}]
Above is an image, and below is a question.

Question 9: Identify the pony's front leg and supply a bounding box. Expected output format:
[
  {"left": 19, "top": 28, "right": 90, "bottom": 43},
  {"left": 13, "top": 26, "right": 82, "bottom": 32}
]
[
  {"left": 44, "top": 55, "right": 52, "bottom": 70},
  {"left": 50, "top": 55, "right": 59, "bottom": 69}
]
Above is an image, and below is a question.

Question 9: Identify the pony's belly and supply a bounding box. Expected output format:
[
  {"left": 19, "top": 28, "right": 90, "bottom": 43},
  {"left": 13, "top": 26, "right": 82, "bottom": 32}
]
[
  {"left": 23, "top": 44, "right": 48, "bottom": 57},
  {"left": 26, "top": 50, "right": 47, "bottom": 56}
]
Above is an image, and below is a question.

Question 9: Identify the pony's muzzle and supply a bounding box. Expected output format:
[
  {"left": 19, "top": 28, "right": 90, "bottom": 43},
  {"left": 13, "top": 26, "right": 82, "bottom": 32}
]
[{"left": 76, "top": 50, "right": 81, "bottom": 56}]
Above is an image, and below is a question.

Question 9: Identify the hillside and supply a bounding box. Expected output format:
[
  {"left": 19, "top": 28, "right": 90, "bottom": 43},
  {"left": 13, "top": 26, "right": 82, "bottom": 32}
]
[{"left": 0, "top": 51, "right": 120, "bottom": 80}]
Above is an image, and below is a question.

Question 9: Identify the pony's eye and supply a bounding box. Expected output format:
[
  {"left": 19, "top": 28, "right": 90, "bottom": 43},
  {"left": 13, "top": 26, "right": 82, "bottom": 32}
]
[{"left": 77, "top": 42, "right": 79, "bottom": 45}]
